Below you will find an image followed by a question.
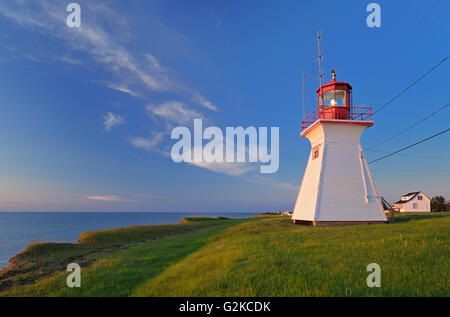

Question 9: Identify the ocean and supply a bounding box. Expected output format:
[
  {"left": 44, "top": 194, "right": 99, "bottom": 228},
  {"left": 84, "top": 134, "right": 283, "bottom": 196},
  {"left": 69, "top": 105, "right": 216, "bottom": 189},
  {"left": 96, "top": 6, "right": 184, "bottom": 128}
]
[{"left": 0, "top": 212, "right": 256, "bottom": 269}]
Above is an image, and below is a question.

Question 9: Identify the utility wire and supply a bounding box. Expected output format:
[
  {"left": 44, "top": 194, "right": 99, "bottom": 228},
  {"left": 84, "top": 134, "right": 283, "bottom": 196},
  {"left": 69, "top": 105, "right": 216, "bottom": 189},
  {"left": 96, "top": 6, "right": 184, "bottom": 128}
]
[
  {"left": 366, "top": 101, "right": 450, "bottom": 150},
  {"left": 369, "top": 149, "right": 450, "bottom": 160},
  {"left": 372, "top": 53, "right": 450, "bottom": 115},
  {"left": 373, "top": 169, "right": 450, "bottom": 173},
  {"left": 371, "top": 0, "right": 442, "bottom": 79},
  {"left": 397, "top": 7, "right": 450, "bottom": 72},
  {"left": 365, "top": 1, "right": 448, "bottom": 103},
  {"left": 368, "top": 127, "right": 450, "bottom": 164},
  {"left": 393, "top": 3, "right": 450, "bottom": 69}
]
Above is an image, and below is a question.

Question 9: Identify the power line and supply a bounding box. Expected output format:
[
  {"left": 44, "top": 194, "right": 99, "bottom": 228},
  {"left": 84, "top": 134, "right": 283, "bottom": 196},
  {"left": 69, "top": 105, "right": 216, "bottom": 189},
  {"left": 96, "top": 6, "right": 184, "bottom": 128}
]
[
  {"left": 365, "top": 1, "right": 448, "bottom": 103},
  {"left": 395, "top": 6, "right": 450, "bottom": 74},
  {"left": 368, "top": 127, "right": 450, "bottom": 164},
  {"left": 370, "top": 0, "right": 442, "bottom": 79},
  {"left": 372, "top": 53, "right": 450, "bottom": 115},
  {"left": 366, "top": 101, "right": 450, "bottom": 150},
  {"left": 373, "top": 169, "right": 450, "bottom": 173},
  {"left": 368, "top": 149, "right": 450, "bottom": 160}
]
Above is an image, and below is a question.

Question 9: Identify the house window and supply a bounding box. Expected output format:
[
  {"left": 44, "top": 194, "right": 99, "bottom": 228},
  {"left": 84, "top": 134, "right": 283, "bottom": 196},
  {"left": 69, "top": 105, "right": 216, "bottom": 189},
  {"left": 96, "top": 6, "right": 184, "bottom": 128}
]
[
  {"left": 418, "top": 196, "right": 423, "bottom": 200},
  {"left": 413, "top": 203, "right": 417, "bottom": 209},
  {"left": 312, "top": 146, "right": 319, "bottom": 160}
]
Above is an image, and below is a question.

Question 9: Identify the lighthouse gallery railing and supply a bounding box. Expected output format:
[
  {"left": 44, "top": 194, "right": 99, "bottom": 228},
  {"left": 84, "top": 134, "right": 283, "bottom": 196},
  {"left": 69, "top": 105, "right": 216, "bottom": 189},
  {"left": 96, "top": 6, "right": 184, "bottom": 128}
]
[{"left": 301, "top": 106, "right": 373, "bottom": 131}]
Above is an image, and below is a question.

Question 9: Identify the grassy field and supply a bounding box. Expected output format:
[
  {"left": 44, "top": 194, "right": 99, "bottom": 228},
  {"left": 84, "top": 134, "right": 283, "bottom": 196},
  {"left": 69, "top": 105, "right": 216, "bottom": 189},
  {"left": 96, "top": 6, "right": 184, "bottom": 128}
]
[{"left": 0, "top": 213, "right": 449, "bottom": 297}]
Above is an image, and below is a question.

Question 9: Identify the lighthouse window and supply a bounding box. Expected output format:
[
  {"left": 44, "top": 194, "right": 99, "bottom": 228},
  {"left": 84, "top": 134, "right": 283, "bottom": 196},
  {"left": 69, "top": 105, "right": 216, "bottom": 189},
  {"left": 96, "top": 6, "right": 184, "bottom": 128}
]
[
  {"left": 334, "top": 90, "right": 345, "bottom": 106},
  {"left": 322, "top": 91, "right": 334, "bottom": 106},
  {"left": 322, "top": 90, "right": 345, "bottom": 107},
  {"left": 312, "top": 147, "right": 319, "bottom": 160}
]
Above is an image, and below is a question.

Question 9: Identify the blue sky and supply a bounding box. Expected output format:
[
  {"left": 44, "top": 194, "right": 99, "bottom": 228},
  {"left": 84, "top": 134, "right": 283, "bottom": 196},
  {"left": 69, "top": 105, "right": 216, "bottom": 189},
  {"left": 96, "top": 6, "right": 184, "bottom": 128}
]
[{"left": 0, "top": 0, "right": 449, "bottom": 212}]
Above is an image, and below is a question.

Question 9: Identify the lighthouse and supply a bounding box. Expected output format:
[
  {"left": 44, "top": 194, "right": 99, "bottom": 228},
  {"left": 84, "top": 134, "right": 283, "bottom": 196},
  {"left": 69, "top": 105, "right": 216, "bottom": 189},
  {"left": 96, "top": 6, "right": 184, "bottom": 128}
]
[{"left": 292, "top": 69, "right": 387, "bottom": 226}]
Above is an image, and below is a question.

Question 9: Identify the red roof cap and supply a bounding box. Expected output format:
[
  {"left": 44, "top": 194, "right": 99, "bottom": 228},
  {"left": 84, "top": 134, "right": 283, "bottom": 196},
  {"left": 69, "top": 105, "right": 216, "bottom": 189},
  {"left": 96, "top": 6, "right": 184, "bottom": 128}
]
[{"left": 316, "top": 69, "right": 352, "bottom": 93}]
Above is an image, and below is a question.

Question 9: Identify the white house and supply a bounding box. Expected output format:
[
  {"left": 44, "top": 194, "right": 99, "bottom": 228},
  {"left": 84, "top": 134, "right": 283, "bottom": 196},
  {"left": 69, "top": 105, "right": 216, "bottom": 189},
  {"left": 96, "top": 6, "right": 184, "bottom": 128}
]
[{"left": 393, "top": 192, "right": 430, "bottom": 212}]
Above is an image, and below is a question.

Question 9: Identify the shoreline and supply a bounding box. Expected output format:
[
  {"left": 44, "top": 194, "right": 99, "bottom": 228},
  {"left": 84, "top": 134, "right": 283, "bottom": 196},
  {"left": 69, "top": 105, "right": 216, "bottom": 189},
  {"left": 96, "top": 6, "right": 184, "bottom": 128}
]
[
  {"left": 0, "top": 212, "right": 258, "bottom": 270},
  {"left": 0, "top": 216, "right": 256, "bottom": 294},
  {"left": 1, "top": 213, "right": 449, "bottom": 296}
]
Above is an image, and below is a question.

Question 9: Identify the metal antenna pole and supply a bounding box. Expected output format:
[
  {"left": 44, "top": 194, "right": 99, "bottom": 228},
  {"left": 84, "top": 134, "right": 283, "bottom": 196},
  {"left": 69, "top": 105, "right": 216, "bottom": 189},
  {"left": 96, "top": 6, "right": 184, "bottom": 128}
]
[{"left": 316, "top": 31, "right": 324, "bottom": 109}]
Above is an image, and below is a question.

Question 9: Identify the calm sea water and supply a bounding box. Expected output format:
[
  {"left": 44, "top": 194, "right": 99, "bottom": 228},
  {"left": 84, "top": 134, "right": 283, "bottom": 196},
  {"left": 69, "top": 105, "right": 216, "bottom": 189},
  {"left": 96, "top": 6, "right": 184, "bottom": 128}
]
[{"left": 0, "top": 212, "right": 255, "bottom": 269}]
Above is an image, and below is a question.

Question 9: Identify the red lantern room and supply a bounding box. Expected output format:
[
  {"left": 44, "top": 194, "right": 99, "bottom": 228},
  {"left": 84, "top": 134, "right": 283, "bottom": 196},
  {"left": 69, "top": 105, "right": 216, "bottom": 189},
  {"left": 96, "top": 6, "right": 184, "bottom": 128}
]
[
  {"left": 301, "top": 69, "right": 373, "bottom": 135},
  {"left": 317, "top": 69, "right": 352, "bottom": 120}
]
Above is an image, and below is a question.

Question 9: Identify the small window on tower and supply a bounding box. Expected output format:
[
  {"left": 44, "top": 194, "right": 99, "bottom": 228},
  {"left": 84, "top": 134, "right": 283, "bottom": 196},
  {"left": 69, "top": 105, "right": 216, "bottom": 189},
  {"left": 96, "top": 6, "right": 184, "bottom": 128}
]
[
  {"left": 418, "top": 196, "right": 423, "bottom": 200},
  {"left": 312, "top": 146, "right": 319, "bottom": 160}
]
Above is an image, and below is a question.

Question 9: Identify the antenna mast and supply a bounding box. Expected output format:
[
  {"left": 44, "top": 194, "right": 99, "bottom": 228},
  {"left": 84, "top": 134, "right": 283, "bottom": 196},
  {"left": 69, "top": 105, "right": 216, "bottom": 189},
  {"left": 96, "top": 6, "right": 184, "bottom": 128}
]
[{"left": 316, "top": 31, "right": 324, "bottom": 108}]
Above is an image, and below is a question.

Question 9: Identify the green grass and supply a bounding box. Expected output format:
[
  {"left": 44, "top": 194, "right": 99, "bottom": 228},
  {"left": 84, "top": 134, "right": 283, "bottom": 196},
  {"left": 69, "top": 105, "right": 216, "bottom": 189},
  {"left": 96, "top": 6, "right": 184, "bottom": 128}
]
[
  {"left": 1, "top": 213, "right": 449, "bottom": 296},
  {"left": 0, "top": 216, "right": 250, "bottom": 296}
]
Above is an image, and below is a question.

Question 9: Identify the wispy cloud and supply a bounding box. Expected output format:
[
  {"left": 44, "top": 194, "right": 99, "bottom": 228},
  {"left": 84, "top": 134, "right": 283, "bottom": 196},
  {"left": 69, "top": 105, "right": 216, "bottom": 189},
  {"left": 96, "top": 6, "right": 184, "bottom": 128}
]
[
  {"left": 58, "top": 56, "right": 82, "bottom": 65},
  {"left": 0, "top": 1, "right": 269, "bottom": 182},
  {"left": 0, "top": 1, "right": 217, "bottom": 110},
  {"left": 145, "top": 53, "right": 167, "bottom": 74},
  {"left": 249, "top": 175, "right": 298, "bottom": 192},
  {"left": 103, "top": 112, "right": 125, "bottom": 131},
  {"left": 86, "top": 195, "right": 136, "bottom": 202},
  {"left": 189, "top": 161, "right": 258, "bottom": 176},
  {"left": 0, "top": 0, "right": 220, "bottom": 166},
  {"left": 130, "top": 132, "right": 165, "bottom": 151},
  {"left": 134, "top": 193, "right": 154, "bottom": 198},
  {"left": 192, "top": 92, "right": 218, "bottom": 111},
  {"left": 147, "top": 101, "right": 204, "bottom": 126},
  {"left": 96, "top": 81, "right": 141, "bottom": 98}
]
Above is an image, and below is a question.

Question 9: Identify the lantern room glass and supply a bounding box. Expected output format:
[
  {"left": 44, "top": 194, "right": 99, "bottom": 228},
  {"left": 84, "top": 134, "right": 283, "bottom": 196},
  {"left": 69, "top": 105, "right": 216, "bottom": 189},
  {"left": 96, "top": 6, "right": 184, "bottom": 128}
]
[{"left": 321, "top": 90, "right": 346, "bottom": 107}]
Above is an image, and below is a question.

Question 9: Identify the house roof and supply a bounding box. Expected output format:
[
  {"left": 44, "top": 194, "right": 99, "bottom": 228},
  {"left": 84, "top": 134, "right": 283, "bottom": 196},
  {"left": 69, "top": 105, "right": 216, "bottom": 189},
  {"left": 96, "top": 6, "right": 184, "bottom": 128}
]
[
  {"left": 395, "top": 192, "right": 420, "bottom": 204},
  {"left": 402, "top": 191, "right": 420, "bottom": 197},
  {"left": 395, "top": 191, "right": 430, "bottom": 204}
]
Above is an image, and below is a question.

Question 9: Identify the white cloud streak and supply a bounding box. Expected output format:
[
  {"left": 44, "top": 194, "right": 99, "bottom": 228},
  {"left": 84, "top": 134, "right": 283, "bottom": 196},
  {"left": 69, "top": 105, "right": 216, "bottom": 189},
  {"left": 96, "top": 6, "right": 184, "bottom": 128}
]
[
  {"left": 147, "top": 101, "right": 204, "bottom": 125},
  {"left": 0, "top": 0, "right": 218, "bottom": 110},
  {"left": 192, "top": 92, "right": 218, "bottom": 111},
  {"left": 86, "top": 195, "right": 137, "bottom": 202},
  {"left": 0, "top": 1, "right": 265, "bottom": 181},
  {"left": 130, "top": 132, "right": 165, "bottom": 151},
  {"left": 101, "top": 82, "right": 141, "bottom": 98},
  {"left": 103, "top": 112, "right": 126, "bottom": 131},
  {"left": 57, "top": 56, "right": 83, "bottom": 65},
  {"left": 189, "top": 161, "right": 258, "bottom": 176}
]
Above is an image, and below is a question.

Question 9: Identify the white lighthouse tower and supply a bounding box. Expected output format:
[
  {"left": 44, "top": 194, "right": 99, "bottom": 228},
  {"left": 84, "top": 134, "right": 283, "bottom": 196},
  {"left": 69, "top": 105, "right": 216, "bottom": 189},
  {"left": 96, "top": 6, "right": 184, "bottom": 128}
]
[{"left": 292, "top": 69, "right": 387, "bottom": 226}]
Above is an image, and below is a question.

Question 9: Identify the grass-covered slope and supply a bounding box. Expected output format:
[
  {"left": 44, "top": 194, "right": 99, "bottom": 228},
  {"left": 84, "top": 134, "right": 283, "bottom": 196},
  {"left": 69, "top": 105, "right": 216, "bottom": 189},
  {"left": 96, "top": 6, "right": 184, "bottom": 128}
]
[
  {"left": 0, "top": 216, "right": 248, "bottom": 296},
  {"left": 1, "top": 213, "right": 449, "bottom": 296},
  {"left": 133, "top": 213, "right": 449, "bottom": 297}
]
